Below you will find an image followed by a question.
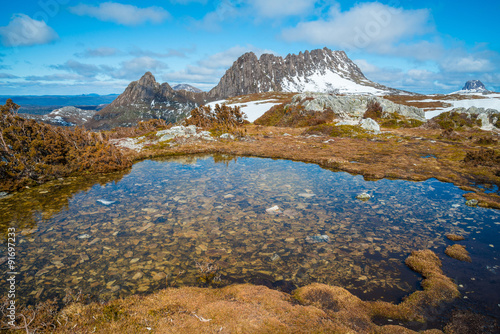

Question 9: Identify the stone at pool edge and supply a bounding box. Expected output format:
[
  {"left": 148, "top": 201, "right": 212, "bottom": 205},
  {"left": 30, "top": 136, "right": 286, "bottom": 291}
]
[{"left": 465, "top": 199, "right": 479, "bottom": 207}]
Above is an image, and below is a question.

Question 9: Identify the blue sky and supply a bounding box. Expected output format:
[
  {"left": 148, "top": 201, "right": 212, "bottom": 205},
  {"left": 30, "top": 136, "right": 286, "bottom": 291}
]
[{"left": 0, "top": 0, "right": 498, "bottom": 95}]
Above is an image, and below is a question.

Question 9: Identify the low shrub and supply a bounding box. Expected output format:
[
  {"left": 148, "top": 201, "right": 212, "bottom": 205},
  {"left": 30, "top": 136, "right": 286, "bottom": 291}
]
[
  {"left": 184, "top": 104, "right": 246, "bottom": 133},
  {"left": 255, "top": 104, "right": 334, "bottom": 127},
  {"left": 0, "top": 99, "right": 131, "bottom": 192}
]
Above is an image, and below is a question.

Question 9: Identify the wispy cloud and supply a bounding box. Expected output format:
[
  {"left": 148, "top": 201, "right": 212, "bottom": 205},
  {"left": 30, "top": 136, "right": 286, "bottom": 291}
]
[
  {"left": 107, "top": 57, "right": 168, "bottom": 79},
  {"left": 0, "top": 73, "right": 19, "bottom": 79},
  {"left": 75, "top": 47, "right": 122, "bottom": 58},
  {"left": 69, "top": 2, "right": 170, "bottom": 26},
  {"left": 51, "top": 60, "right": 102, "bottom": 78},
  {"left": 0, "top": 14, "right": 59, "bottom": 47},
  {"left": 170, "top": 0, "right": 208, "bottom": 4},
  {"left": 24, "top": 73, "right": 84, "bottom": 81},
  {"left": 250, "top": 0, "right": 315, "bottom": 18},
  {"left": 128, "top": 46, "right": 196, "bottom": 58},
  {"left": 50, "top": 57, "right": 169, "bottom": 81}
]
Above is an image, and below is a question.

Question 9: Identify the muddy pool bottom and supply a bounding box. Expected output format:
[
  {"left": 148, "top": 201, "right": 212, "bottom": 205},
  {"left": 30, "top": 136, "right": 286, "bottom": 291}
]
[{"left": 0, "top": 155, "right": 499, "bottom": 321}]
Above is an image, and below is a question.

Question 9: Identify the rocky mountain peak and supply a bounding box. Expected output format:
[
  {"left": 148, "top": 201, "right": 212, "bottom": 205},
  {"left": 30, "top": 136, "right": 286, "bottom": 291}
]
[
  {"left": 86, "top": 72, "right": 208, "bottom": 130},
  {"left": 462, "top": 80, "right": 487, "bottom": 91},
  {"left": 453, "top": 80, "right": 491, "bottom": 94},
  {"left": 172, "top": 84, "right": 203, "bottom": 93},
  {"left": 208, "top": 47, "right": 404, "bottom": 99}
]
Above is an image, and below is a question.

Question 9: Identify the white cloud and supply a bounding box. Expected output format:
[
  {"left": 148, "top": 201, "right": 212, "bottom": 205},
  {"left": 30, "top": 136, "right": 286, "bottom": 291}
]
[
  {"left": 192, "top": 0, "right": 242, "bottom": 31},
  {"left": 69, "top": 2, "right": 170, "bottom": 26},
  {"left": 440, "top": 55, "right": 494, "bottom": 73},
  {"left": 282, "top": 3, "right": 433, "bottom": 54},
  {"left": 353, "top": 59, "right": 379, "bottom": 74},
  {"left": 251, "top": 0, "right": 315, "bottom": 18},
  {"left": 0, "top": 14, "right": 58, "bottom": 47}
]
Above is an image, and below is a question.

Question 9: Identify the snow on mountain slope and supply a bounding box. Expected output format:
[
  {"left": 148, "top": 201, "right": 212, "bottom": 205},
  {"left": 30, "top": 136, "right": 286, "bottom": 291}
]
[
  {"left": 206, "top": 99, "right": 281, "bottom": 123},
  {"left": 281, "top": 69, "right": 384, "bottom": 95}
]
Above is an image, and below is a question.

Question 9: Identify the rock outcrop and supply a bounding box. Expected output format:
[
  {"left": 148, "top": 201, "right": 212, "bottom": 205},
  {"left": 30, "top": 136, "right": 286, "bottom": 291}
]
[
  {"left": 208, "top": 47, "right": 411, "bottom": 99},
  {"left": 172, "top": 84, "right": 203, "bottom": 93},
  {"left": 289, "top": 92, "right": 426, "bottom": 122}
]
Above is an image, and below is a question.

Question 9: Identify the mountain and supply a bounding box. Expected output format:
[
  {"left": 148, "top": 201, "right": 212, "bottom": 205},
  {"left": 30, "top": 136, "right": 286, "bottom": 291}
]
[
  {"left": 172, "top": 84, "right": 203, "bottom": 93},
  {"left": 86, "top": 72, "right": 209, "bottom": 130},
  {"left": 452, "top": 80, "right": 491, "bottom": 94},
  {"left": 208, "top": 47, "right": 409, "bottom": 99},
  {"left": 22, "top": 106, "right": 97, "bottom": 127}
]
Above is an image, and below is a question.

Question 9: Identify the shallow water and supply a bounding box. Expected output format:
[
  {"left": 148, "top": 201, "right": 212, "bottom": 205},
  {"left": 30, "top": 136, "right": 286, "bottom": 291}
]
[{"left": 0, "top": 155, "right": 499, "bottom": 319}]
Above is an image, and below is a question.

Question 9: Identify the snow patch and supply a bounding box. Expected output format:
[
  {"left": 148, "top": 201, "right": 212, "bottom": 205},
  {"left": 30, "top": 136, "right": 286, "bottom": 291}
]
[
  {"left": 206, "top": 100, "right": 281, "bottom": 123},
  {"left": 424, "top": 96, "right": 500, "bottom": 119}
]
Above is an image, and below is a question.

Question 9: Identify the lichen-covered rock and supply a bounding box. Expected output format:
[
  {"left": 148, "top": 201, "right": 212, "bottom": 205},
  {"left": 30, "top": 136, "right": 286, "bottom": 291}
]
[
  {"left": 220, "top": 133, "right": 235, "bottom": 140},
  {"left": 288, "top": 92, "right": 426, "bottom": 122},
  {"left": 360, "top": 118, "right": 380, "bottom": 133}
]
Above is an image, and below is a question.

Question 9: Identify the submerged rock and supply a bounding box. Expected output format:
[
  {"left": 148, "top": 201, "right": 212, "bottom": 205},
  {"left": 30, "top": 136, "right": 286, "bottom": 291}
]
[
  {"left": 97, "top": 199, "right": 116, "bottom": 206},
  {"left": 305, "top": 235, "right": 330, "bottom": 243},
  {"left": 266, "top": 205, "right": 282, "bottom": 214},
  {"left": 356, "top": 192, "right": 371, "bottom": 200}
]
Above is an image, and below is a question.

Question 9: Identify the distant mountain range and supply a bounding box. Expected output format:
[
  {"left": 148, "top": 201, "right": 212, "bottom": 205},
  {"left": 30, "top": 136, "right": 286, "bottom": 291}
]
[{"left": 2, "top": 94, "right": 119, "bottom": 115}]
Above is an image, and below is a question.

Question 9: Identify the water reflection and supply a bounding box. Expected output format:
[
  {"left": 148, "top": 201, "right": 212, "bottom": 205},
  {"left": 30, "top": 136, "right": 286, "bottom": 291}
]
[{"left": 0, "top": 155, "right": 498, "bottom": 318}]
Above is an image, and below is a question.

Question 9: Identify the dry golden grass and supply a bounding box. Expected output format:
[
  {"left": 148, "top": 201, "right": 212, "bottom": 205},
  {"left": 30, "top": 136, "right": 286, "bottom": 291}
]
[
  {"left": 445, "top": 245, "right": 472, "bottom": 262},
  {"left": 37, "top": 250, "right": 456, "bottom": 334},
  {"left": 223, "top": 92, "right": 295, "bottom": 105}
]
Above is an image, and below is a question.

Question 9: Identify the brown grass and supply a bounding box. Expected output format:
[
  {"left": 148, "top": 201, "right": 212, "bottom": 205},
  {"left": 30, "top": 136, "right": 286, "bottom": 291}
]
[
  {"left": 383, "top": 94, "right": 486, "bottom": 111},
  {"left": 445, "top": 245, "right": 472, "bottom": 262},
  {"left": 223, "top": 92, "right": 295, "bottom": 105}
]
